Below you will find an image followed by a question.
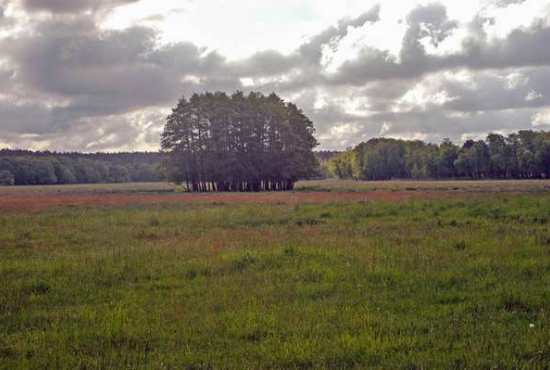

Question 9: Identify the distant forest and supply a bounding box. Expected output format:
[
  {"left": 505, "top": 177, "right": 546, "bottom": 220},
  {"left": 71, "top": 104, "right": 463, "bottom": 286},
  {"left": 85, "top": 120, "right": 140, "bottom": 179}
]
[
  {"left": 2, "top": 129, "right": 550, "bottom": 186},
  {"left": 0, "top": 149, "right": 330, "bottom": 186},
  {"left": 325, "top": 130, "right": 550, "bottom": 180},
  {"left": 0, "top": 150, "right": 163, "bottom": 186}
]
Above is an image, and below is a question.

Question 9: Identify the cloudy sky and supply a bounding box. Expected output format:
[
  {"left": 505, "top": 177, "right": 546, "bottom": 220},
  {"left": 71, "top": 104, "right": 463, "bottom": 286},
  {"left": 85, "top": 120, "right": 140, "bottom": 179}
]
[{"left": 1, "top": 0, "right": 550, "bottom": 151}]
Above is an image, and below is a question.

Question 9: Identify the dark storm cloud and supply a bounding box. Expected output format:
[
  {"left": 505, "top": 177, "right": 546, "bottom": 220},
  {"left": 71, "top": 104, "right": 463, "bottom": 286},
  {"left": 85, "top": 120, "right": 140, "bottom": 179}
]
[
  {"left": 0, "top": 67, "right": 16, "bottom": 93},
  {"left": 372, "top": 107, "right": 538, "bottom": 140},
  {"left": 0, "top": 100, "right": 54, "bottom": 134},
  {"left": 403, "top": 3, "right": 458, "bottom": 56},
  {"left": 442, "top": 68, "right": 550, "bottom": 112},
  {"left": 8, "top": 20, "right": 162, "bottom": 99},
  {"left": 454, "top": 25, "right": 550, "bottom": 70},
  {"left": 362, "top": 79, "right": 419, "bottom": 112},
  {"left": 22, "top": 0, "right": 140, "bottom": 14},
  {"left": 227, "top": 50, "right": 302, "bottom": 77},
  {"left": 0, "top": 14, "right": 241, "bottom": 148},
  {"left": 3, "top": 17, "right": 245, "bottom": 127}
]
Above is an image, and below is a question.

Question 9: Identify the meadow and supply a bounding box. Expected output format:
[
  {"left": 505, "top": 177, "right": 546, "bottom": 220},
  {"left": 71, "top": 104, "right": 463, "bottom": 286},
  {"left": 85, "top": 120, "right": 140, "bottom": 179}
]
[{"left": 1, "top": 180, "right": 550, "bottom": 369}]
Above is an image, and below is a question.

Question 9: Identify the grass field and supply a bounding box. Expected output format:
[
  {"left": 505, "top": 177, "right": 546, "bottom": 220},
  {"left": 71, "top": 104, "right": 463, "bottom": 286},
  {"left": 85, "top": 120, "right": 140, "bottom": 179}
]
[{"left": 1, "top": 180, "right": 550, "bottom": 369}]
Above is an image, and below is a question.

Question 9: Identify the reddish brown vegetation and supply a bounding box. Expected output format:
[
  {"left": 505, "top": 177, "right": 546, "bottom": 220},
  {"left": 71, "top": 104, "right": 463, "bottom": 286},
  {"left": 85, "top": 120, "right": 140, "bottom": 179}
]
[{"left": 0, "top": 191, "right": 462, "bottom": 211}]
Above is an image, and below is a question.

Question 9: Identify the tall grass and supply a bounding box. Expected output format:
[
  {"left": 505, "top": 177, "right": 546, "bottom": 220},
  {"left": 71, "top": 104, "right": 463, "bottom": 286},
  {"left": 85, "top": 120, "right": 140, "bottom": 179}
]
[{"left": 1, "top": 193, "right": 550, "bottom": 368}]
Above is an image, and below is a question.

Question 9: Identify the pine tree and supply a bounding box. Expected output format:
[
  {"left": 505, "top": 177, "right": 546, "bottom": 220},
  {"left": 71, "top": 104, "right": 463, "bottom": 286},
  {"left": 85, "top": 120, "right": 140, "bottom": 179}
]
[{"left": 161, "top": 91, "right": 319, "bottom": 191}]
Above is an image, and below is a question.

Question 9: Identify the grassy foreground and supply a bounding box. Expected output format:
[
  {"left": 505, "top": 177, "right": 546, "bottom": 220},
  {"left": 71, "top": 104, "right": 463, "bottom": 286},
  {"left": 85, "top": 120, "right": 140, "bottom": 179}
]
[{"left": 1, "top": 186, "right": 550, "bottom": 368}]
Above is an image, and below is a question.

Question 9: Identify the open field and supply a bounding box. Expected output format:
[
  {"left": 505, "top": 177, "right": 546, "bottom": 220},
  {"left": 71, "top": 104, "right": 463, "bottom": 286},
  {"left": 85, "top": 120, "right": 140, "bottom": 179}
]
[
  {"left": 2, "top": 179, "right": 550, "bottom": 196},
  {"left": 1, "top": 180, "right": 550, "bottom": 368},
  {"left": 2, "top": 179, "right": 550, "bottom": 211},
  {"left": 297, "top": 179, "right": 550, "bottom": 193}
]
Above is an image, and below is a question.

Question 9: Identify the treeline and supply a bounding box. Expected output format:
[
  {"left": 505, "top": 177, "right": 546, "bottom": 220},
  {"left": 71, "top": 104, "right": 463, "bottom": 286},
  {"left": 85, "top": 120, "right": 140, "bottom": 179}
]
[
  {"left": 162, "top": 91, "right": 318, "bottom": 192},
  {"left": 327, "top": 130, "right": 550, "bottom": 180},
  {"left": 0, "top": 150, "right": 163, "bottom": 186},
  {"left": 315, "top": 151, "right": 340, "bottom": 178}
]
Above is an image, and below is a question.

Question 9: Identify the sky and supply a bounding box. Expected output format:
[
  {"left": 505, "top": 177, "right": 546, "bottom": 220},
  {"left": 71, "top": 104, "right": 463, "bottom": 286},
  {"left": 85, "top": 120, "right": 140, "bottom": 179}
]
[{"left": 1, "top": 0, "right": 550, "bottom": 152}]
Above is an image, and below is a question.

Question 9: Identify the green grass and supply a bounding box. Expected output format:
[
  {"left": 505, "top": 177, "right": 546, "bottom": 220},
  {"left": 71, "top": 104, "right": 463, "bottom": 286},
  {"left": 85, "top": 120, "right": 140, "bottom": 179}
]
[
  {"left": 1, "top": 188, "right": 550, "bottom": 368},
  {"left": 2, "top": 178, "right": 550, "bottom": 197},
  {"left": 295, "top": 178, "right": 550, "bottom": 193}
]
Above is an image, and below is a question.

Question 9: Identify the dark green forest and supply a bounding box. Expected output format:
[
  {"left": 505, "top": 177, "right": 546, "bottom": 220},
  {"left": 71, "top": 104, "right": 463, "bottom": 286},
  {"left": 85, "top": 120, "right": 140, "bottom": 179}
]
[
  {"left": 161, "top": 91, "right": 318, "bottom": 191},
  {"left": 326, "top": 130, "right": 550, "bottom": 180},
  {"left": 2, "top": 121, "right": 550, "bottom": 187},
  {"left": 0, "top": 150, "right": 163, "bottom": 186}
]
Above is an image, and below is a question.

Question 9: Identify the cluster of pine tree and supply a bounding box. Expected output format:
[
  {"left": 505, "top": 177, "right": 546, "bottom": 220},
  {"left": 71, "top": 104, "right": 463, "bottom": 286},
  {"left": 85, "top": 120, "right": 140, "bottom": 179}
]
[
  {"left": 161, "top": 91, "right": 318, "bottom": 192},
  {"left": 327, "top": 130, "right": 550, "bottom": 180}
]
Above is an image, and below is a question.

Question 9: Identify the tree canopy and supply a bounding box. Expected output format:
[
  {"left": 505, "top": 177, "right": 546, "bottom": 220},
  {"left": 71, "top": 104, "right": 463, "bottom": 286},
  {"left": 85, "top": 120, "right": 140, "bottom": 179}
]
[
  {"left": 161, "top": 91, "right": 318, "bottom": 192},
  {"left": 0, "top": 150, "right": 163, "bottom": 186},
  {"left": 326, "top": 130, "right": 550, "bottom": 180}
]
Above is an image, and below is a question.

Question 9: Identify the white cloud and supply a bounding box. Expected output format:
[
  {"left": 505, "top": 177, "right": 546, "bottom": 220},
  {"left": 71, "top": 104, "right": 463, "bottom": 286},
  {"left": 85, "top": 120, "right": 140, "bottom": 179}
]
[
  {"left": 328, "top": 122, "right": 360, "bottom": 138},
  {"left": 505, "top": 72, "right": 529, "bottom": 89},
  {"left": 479, "top": 0, "right": 550, "bottom": 40},
  {"left": 525, "top": 90, "right": 543, "bottom": 101},
  {"left": 395, "top": 75, "right": 456, "bottom": 112},
  {"left": 532, "top": 109, "right": 550, "bottom": 126}
]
